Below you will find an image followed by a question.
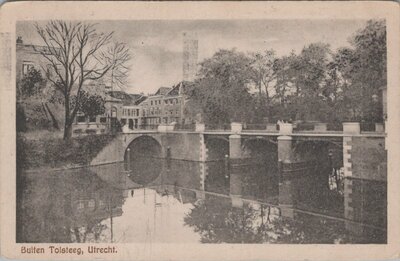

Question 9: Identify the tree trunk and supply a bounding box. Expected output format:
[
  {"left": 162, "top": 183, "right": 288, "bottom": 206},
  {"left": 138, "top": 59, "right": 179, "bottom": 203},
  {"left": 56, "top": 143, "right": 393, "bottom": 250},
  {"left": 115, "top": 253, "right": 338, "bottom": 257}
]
[
  {"left": 63, "top": 95, "right": 72, "bottom": 140},
  {"left": 63, "top": 123, "right": 73, "bottom": 140}
]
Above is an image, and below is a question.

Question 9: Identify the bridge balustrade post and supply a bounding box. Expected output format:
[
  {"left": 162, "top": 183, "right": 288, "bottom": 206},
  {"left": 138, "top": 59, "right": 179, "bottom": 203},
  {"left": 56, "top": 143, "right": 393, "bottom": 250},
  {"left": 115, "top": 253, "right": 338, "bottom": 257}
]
[
  {"left": 375, "top": 123, "right": 384, "bottom": 133},
  {"left": 195, "top": 123, "right": 205, "bottom": 132},
  {"left": 231, "top": 122, "right": 242, "bottom": 134}
]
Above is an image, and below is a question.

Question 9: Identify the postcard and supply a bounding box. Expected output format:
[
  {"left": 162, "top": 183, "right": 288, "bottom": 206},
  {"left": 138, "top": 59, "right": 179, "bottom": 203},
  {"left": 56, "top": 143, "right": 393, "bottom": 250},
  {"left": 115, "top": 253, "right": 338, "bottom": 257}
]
[{"left": 0, "top": 1, "right": 399, "bottom": 260}]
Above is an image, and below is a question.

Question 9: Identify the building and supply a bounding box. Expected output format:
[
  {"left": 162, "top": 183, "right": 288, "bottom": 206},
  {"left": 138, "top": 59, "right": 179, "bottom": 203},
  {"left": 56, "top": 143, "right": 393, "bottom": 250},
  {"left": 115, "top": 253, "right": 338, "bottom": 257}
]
[
  {"left": 138, "top": 81, "right": 192, "bottom": 127},
  {"left": 16, "top": 36, "right": 61, "bottom": 85},
  {"left": 121, "top": 105, "right": 142, "bottom": 129},
  {"left": 182, "top": 32, "right": 198, "bottom": 82}
]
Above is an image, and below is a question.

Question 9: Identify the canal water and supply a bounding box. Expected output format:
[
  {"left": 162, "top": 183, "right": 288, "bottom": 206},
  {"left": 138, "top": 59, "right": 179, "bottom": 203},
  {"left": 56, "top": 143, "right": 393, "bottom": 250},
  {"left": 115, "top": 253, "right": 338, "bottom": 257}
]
[{"left": 17, "top": 156, "right": 386, "bottom": 244}]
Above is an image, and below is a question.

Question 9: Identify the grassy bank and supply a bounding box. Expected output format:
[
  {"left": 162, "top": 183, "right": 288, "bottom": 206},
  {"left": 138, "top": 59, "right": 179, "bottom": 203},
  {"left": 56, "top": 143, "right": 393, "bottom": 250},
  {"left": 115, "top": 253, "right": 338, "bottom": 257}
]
[{"left": 17, "top": 133, "right": 116, "bottom": 170}]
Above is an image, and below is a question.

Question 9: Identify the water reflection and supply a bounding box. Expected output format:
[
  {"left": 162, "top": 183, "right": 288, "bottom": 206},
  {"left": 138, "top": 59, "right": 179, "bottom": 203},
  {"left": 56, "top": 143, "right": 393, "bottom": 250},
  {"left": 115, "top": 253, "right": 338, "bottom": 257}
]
[{"left": 17, "top": 157, "right": 386, "bottom": 243}]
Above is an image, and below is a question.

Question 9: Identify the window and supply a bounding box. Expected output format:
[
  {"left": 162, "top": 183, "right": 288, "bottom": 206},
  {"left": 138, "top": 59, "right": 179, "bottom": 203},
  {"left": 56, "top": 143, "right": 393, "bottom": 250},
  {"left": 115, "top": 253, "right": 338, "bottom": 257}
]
[
  {"left": 121, "top": 119, "right": 127, "bottom": 125},
  {"left": 76, "top": 201, "right": 85, "bottom": 210},
  {"left": 164, "top": 100, "right": 168, "bottom": 104},
  {"left": 100, "top": 117, "right": 107, "bottom": 123},
  {"left": 88, "top": 199, "right": 96, "bottom": 210},
  {"left": 22, "top": 61, "right": 34, "bottom": 76},
  {"left": 151, "top": 101, "right": 153, "bottom": 106},
  {"left": 136, "top": 109, "right": 139, "bottom": 116},
  {"left": 77, "top": 115, "right": 86, "bottom": 123},
  {"left": 89, "top": 116, "right": 96, "bottom": 123}
]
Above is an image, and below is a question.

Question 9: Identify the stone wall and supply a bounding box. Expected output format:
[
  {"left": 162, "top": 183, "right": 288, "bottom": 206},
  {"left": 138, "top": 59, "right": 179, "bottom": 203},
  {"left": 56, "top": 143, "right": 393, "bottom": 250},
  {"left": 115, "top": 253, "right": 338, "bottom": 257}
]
[
  {"left": 159, "top": 133, "right": 202, "bottom": 161},
  {"left": 344, "top": 136, "right": 386, "bottom": 181}
]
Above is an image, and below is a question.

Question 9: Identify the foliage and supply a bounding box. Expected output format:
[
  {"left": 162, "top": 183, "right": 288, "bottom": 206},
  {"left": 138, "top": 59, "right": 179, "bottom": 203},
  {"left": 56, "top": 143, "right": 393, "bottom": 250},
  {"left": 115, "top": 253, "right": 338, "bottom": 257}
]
[
  {"left": 186, "top": 49, "right": 255, "bottom": 124},
  {"left": 71, "top": 91, "right": 106, "bottom": 117},
  {"left": 17, "top": 68, "right": 46, "bottom": 99},
  {"left": 184, "top": 196, "right": 368, "bottom": 243},
  {"left": 187, "top": 19, "right": 386, "bottom": 124},
  {"left": 17, "top": 134, "right": 116, "bottom": 169}
]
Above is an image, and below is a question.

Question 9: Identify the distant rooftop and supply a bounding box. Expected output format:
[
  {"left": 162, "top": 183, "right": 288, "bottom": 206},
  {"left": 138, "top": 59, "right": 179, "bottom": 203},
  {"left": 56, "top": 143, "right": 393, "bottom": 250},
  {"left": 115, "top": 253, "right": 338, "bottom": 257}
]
[{"left": 154, "top": 87, "right": 172, "bottom": 96}]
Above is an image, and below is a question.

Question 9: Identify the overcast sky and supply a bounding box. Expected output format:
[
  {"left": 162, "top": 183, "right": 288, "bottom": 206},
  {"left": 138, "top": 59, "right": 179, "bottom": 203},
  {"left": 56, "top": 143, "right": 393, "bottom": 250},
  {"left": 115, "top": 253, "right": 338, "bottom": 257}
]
[{"left": 17, "top": 19, "right": 367, "bottom": 94}]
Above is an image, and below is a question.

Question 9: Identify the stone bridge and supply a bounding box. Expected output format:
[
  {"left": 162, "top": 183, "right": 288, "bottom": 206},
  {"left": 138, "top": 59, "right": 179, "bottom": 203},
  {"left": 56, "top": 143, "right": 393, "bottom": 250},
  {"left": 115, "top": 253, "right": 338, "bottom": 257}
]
[{"left": 91, "top": 122, "right": 386, "bottom": 181}]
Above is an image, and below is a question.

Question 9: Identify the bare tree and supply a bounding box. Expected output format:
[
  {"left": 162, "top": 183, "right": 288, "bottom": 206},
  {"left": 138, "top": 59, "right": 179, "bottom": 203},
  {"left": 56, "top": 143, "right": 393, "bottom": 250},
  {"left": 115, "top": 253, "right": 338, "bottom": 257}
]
[
  {"left": 34, "top": 21, "right": 114, "bottom": 139},
  {"left": 101, "top": 42, "right": 131, "bottom": 91}
]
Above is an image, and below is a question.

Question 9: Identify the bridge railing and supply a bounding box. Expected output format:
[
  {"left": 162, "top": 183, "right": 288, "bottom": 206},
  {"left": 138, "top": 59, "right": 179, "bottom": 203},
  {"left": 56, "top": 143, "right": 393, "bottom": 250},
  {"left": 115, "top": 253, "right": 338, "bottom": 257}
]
[
  {"left": 128, "top": 121, "right": 385, "bottom": 135},
  {"left": 174, "top": 123, "right": 196, "bottom": 131},
  {"left": 205, "top": 124, "right": 232, "bottom": 131},
  {"left": 135, "top": 124, "right": 158, "bottom": 130}
]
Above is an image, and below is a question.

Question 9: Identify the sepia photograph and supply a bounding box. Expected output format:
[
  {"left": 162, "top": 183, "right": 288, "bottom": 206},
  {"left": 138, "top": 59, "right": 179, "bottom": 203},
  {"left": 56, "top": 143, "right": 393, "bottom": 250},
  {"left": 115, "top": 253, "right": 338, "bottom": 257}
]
[{"left": 1, "top": 1, "right": 399, "bottom": 260}]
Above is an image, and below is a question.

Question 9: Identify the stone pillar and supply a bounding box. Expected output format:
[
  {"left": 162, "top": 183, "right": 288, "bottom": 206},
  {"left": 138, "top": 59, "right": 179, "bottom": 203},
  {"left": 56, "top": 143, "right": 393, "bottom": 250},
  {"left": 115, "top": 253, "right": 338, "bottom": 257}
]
[
  {"left": 375, "top": 123, "right": 384, "bottom": 133},
  {"left": 279, "top": 123, "right": 293, "bottom": 136},
  {"left": 158, "top": 124, "right": 168, "bottom": 132},
  {"left": 195, "top": 122, "right": 205, "bottom": 132},
  {"left": 229, "top": 134, "right": 243, "bottom": 159},
  {"left": 342, "top": 122, "right": 358, "bottom": 179},
  {"left": 342, "top": 121, "right": 363, "bottom": 235},
  {"left": 277, "top": 135, "right": 295, "bottom": 218},
  {"left": 231, "top": 122, "right": 242, "bottom": 134},
  {"left": 343, "top": 122, "right": 360, "bottom": 135},
  {"left": 277, "top": 136, "right": 294, "bottom": 163},
  {"left": 230, "top": 165, "right": 244, "bottom": 208}
]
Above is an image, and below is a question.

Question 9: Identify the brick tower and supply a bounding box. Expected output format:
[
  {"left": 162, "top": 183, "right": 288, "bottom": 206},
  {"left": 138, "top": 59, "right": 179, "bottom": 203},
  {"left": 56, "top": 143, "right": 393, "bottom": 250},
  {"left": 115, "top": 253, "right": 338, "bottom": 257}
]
[{"left": 182, "top": 32, "right": 198, "bottom": 82}]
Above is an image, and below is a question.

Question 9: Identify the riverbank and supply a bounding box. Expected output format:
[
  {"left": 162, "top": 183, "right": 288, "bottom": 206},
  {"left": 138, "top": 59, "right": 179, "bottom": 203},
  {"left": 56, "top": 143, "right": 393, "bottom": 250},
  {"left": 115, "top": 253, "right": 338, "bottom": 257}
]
[{"left": 17, "top": 133, "right": 116, "bottom": 170}]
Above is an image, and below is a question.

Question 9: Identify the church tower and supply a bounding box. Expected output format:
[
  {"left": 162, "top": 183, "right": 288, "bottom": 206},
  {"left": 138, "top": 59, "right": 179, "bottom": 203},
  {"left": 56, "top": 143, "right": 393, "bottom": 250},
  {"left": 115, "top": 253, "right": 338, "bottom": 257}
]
[{"left": 182, "top": 32, "right": 198, "bottom": 82}]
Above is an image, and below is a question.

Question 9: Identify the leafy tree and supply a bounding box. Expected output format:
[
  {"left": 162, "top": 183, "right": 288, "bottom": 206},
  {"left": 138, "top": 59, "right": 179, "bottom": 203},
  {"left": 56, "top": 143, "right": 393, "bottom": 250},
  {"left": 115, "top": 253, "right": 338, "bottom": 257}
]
[
  {"left": 71, "top": 91, "right": 106, "bottom": 117},
  {"left": 17, "top": 68, "right": 61, "bottom": 130},
  {"left": 17, "top": 68, "right": 46, "bottom": 99},
  {"left": 339, "top": 19, "right": 386, "bottom": 122},
  {"left": 186, "top": 49, "right": 255, "bottom": 125},
  {"left": 34, "top": 21, "right": 116, "bottom": 139}
]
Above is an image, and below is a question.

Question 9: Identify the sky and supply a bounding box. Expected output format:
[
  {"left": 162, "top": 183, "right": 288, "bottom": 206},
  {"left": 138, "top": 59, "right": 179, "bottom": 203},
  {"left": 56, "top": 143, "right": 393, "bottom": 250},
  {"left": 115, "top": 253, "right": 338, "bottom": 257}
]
[{"left": 17, "top": 19, "right": 367, "bottom": 95}]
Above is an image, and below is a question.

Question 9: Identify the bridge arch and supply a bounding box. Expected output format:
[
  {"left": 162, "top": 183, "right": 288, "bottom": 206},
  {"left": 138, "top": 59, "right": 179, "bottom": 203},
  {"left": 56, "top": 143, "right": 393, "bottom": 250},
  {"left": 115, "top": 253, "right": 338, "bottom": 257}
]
[
  {"left": 124, "top": 135, "right": 163, "bottom": 186},
  {"left": 124, "top": 135, "right": 163, "bottom": 160}
]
